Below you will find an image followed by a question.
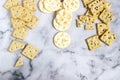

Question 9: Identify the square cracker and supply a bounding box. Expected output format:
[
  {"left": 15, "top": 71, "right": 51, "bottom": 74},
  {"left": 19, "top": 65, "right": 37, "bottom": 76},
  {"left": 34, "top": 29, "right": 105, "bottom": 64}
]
[
  {"left": 88, "top": 0, "right": 106, "bottom": 15},
  {"left": 11, "top": 18, "right": 26, "bottom": 29},
  {"left": 12, "top": 27, "right": 29, "bottom": 40},
  {"left": 82, "top": 0, "right": 94, "bottom": 7},
  {"left": 8, "top": 40, "right": 25, "bottom": 52},
  {"left": 86, "top": 35, "right": 101, "bottom": 50},
  {"left": 26, "top": 16, "right": 39, "bottom": 29},
  {"left": 10, "top": 6, "right": 24, "bottom": 19},
  {"left": 99, "top": 9, "right": 114, "bottom": 24},
  {"left": 4, "top": 0, "right": 21, "bottom": 10},
  {"left": 23, "top": 0, "right": 37, "bottom": 11},
  {"left": 85, "top": 24, "right": 94, "bottom": 30},
  {"left": 76, "top": 19, "right": 83, "bottom": 28},
  {"left": 22, "top": 44, "right": 39, "bottom": 60},
  {"left": 100, "top": 30, "right": 117, "bottom": 46},
  {"left": 15, "top": 57, "right": 24, "bottom": 67},
  {"left": 20, "top": 7, "right": 34, "bottom": 23},
  {"left": 96, "top": 23, "right": 110, "bottom": 36}
]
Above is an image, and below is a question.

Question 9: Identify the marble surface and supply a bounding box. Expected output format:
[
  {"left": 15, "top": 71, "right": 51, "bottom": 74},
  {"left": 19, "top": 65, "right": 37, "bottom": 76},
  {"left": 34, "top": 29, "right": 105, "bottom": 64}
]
[{"left": 0, "top": 0, "right": 120, "bottom": 80}]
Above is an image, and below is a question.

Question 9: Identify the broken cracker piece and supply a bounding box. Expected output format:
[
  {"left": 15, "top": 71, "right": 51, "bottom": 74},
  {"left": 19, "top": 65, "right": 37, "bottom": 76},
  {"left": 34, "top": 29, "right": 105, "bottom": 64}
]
[
  {"left": 8, "top": 40, "right": 25, "bottom": 53},
  {"left": 15, "top": 57, "right": 24, "bottom": 67}
]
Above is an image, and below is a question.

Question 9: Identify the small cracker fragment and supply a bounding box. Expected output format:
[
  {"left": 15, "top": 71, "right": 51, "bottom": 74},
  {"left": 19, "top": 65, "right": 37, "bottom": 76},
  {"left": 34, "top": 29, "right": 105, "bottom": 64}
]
[
  {"left": 4, "top": 0, "right": 21, "bottom": 10},
  {"left": 8, "top": 40, "right": 25, "bottom": 53},
  {"left": 54, "top": 32, "right": 71, "bottom": 49},
  {"left": 105, "top": 2, "right": 112, "bottom": 9},
  {"left": 86, "top": 35, "right": 101, "bottom": 51},
  {"left": 15, "top": 57, "right": 24, "bottom": 67},
  {"left": 88, "top": 0, "right": 106, "bottom": 15},
  {"left": 10, "top": 6, "right": 24, "bottom": 19},
  {"left": 86, "top": 16, "right": 97, "bottom": 24},
  {"left": 85, "top": 24, "right": 94, "bottom": 30},
  {"left": 26, "top": 16, "right": 39, "bottom": 29},
  {"left": 96, "top": 23, "right": 110, "bottom": 36},
  {"left": 22, "top": 44, "right": 39, "bottom": 60},
  {"left": 78, "top": 15, "right": 87, "bottom": 23},
  {"left": 11, "top": 18, "right": 26, "bottom": 29},
  {"left": 12, "top": 27, "right": 29, "bottom": 40},
  {"left": 76, "top": 19, "right": 83, "bottom": 28},
  {"left": 82, "top": 0, "right": 94, "bottom": 7},
  {"left": 100, "top": 30, "right": 117, "bottom": 46},
  {"left": 63, "top": 0, "right": 80, "bottom": 12},
  {"left": 99, "top": 9, "right": 114, "bottom": 24},
  {"left": 23, "top": 0, "right": 37, "bottom": 11}
]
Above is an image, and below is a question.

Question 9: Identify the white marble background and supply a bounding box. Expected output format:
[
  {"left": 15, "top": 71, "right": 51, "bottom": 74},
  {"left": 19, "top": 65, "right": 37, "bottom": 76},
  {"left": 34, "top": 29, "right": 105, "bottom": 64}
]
[{"left": 0, "top": 0, "right": 120, "bottom": 80}]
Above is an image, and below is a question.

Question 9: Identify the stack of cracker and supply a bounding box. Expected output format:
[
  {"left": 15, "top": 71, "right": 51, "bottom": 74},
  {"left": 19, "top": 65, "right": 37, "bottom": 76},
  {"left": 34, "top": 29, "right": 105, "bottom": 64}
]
[
  {"left": 39, "top": 0, "right": 80, "bottom": 49},
  {"left": 4, "top": 0, "right": 40, "bottom": 67},
  {"left": 76, "top": 0, "right": 117, "bottom": 50}
]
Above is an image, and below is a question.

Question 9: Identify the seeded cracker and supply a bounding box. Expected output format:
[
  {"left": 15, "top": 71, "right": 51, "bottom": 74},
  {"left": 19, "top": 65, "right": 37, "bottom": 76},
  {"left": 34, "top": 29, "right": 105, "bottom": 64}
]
[{"left": 15, "top": 57, "right": 24, "bottom": 67}]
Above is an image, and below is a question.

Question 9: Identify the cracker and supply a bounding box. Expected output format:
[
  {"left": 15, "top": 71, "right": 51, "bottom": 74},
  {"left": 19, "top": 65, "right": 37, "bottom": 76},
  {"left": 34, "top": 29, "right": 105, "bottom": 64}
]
[
  {"left": 96, "top": 23, "right": 110, "bottom": 36},
  {"left": 39, "top": 0, "right": 52, "bottom": 13},
  {"left": 99, "top": 9, "right": 114, "bottom": 24},
  {"left": 63, "top": 0, "right": 80, "bottom": 12},
  {"left": 26, "top": 16, "right": 39, "bottom": 29},
  {"left": 11, "top": 18, "right": 26, "bottom": 29},
  {"left": 23, "top": 0, "right": 37, "bottom": 11},
  {"left": 43, "top": 0, "right": 62, "bottom": 12},
  {"left": 54, "top": 9, "right": 72, "bottom": 31},
  {"left": 86, "top": 35, "right": 101, "bottom": 50},
  {"left": 88, "top": 0, "right": 106, "bottom": 15},
  {"left": 85, "top": 24, "right": 94, "bottom": 30},
  {"left": 22, "top": 44, "right": 39, "bottom": 60},
  {"left": 78, "top": 15, "right": 87, "bottom": 23},
  {"left": 76, "top": 19, "right": 83, "bottom": 28},
  {"left": 86, "top": 16, "right": 97, "bottom": 24},
  {"left": 8, "top": 40, "right": 25, "bottom": 53},
  {"left": 15, "top": 57, "right": 24, "bottom": 67},
  {"left": 20, "top": 7, "right": 34, "bottom": 23},
  {"left": 100, "top": 30, "right": 117, "bottom": 46},
  {"left": 82, "top": 0, "right": 94, "bottom": 7},
  {"left": 53, "top": 19, "right": 70, "bottom": 31},
  {"left": 4, "top": 0, "right": 21, "bottom": 10},
  {"left": 12, "top": 27, "right": 29, "bottom": 40},
  {"left": 54, "top": 32, "right": 71, "bottom": 49},
  {"left": 10, "top": 6, "right": 24, "bottom": 19},
  {"left": 105, "top": 2, "right": 111, "bottom": 9}
]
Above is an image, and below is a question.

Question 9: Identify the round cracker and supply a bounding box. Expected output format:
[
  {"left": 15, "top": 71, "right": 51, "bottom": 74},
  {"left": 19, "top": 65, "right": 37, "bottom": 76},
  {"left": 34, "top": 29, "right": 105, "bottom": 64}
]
[
  {"left": 53, "top": 19, "right": 70, "bottom": 31},
  {"left": 43, "top": 0, "right": 62, "bottom": 12},
  {"left": 39, "top": 0, "right": 52, "bottom": 13},
  {"left": 63, "top": 0, "right": 80, "bottom": 12},
  {"left": 55, "top": 9, "right": 72, "bottom": 25},
  {"left": 54, "top": 32, "right": 71, "bottom": 49},
  {"left": 53, "top": 9, "right": 72, "bottom": 31}
]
